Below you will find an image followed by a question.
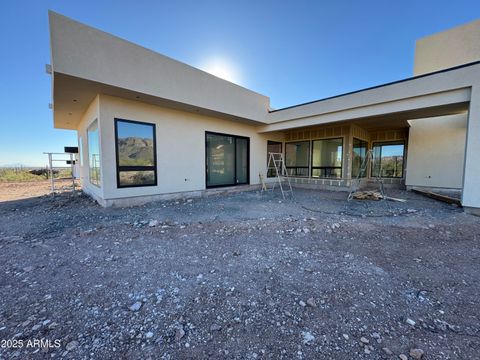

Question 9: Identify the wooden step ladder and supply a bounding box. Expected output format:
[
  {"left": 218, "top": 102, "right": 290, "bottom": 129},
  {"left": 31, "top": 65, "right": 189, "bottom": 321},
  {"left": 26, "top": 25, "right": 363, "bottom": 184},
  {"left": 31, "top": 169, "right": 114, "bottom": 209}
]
[{"left": 266, "top": 152, "right": 294, "bottom": 199}]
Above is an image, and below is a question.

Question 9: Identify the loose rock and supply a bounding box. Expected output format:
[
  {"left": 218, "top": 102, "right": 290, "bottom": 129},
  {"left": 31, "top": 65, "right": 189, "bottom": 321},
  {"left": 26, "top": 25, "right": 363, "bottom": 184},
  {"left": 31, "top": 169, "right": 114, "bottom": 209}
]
[
  {"left": 360, "top": 336, "right": 369, "bottom": 344},
  {"left": 148, "top": 220, "right": 158, "bottom": 227},
  {"left": 209, "top": 324, "right": 222, "bottom": 332},
  {"left": 382, "top": 347, "right": 393, "bottom": 355},
  {"left": 129, "top": 301, "right": 142, "bottom": 312},
  {"left": 301, "top": 331, "right": 315, "bottom": 345},
  {"left": 66, "top": 341, "right": 79, "bottom": 351},
  {"left": 175, "top": 327, "right": 185, "bottom": 341},
  {"left": 409, "top": 348, "right": 425, "bottom": 359}
]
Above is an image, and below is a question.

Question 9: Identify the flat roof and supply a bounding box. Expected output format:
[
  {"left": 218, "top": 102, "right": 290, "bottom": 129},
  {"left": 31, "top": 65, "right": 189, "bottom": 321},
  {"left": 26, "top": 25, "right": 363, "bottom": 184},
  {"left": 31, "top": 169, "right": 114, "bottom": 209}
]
[
  {"left": 270, "top": 60, "right": 480, "bottom": 113},
  {"left": 49, "top": 11, "right": 270, "bottom": 129},
  {"left": 49, "top": 11, "right": 480, "bottom": 131}
]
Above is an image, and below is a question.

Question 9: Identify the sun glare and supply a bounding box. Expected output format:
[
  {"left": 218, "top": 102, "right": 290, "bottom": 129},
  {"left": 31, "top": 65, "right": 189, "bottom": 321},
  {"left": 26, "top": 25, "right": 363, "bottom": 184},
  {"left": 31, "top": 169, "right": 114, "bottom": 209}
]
[{"left": 201, "top": 58, "right": 239, "bottom": 83}]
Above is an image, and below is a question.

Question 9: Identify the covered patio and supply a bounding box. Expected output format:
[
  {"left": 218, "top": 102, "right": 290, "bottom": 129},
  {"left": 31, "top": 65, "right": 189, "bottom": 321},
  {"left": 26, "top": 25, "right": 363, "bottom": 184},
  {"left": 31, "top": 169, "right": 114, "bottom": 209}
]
[{"left": 260, "top": 63, "right": 479, "bottom": 213}]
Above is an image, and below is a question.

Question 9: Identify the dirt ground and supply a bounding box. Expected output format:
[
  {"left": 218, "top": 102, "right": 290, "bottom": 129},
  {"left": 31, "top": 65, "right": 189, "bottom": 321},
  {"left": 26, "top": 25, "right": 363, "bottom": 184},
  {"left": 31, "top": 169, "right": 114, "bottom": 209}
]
[
  {"left": 0, "top": 179, "right": 77, "bottom": 202},
  {"left": 0, "top": 185, "right": 479, "bottom": 359}
]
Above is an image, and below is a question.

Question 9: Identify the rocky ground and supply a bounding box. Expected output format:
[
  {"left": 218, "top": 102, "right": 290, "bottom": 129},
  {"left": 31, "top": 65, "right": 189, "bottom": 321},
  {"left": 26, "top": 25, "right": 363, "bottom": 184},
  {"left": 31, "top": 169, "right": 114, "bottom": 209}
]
[{"left": 0, "top": 187, "right": 479, "bottom": 359}]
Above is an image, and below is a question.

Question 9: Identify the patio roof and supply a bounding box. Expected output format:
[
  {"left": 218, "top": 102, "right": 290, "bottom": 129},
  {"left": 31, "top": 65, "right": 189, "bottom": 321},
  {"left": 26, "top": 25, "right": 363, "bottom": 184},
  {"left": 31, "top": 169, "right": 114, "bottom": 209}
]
[{"left": 261, "top": 61, "right": 478, "bottom": 132}]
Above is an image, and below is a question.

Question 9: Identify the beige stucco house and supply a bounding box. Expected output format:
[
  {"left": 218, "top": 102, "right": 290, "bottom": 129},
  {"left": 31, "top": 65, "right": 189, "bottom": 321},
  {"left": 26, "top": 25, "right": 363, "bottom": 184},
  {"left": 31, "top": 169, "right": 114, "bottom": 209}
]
[{"left": 48, "top": 11, "right": 480, "bottom": 214}]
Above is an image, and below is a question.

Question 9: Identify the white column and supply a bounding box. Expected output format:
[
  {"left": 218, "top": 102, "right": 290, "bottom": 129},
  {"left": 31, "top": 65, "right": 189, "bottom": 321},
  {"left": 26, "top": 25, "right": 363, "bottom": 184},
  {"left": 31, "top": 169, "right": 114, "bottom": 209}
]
[{"left": 462, "top": 85, "right": 480, "bottom": 215}]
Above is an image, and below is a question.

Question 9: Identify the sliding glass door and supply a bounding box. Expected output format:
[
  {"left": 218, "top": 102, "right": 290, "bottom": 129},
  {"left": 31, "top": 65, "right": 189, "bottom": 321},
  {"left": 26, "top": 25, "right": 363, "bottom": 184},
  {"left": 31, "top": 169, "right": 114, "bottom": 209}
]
[
  {"left": 235, "top": 137, "right": 248, "bottom": 184},
  {"left": 206, "top": 132, "right": 249, "bottom": 188}
]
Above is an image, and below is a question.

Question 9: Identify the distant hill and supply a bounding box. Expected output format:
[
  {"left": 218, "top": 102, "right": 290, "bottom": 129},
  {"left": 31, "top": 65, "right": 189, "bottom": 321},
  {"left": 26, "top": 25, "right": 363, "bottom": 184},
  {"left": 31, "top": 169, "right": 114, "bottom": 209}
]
[
  {"left": 118, "top": 137, "right": 154, "bottom": 166},
  {"left": 0, "top": 163, "right": 33, "bottom": 168}
]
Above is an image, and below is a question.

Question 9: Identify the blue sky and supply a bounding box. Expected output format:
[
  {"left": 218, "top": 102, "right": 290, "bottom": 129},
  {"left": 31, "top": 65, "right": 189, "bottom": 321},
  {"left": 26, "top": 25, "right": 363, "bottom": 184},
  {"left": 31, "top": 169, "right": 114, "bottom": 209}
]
[
  {"left": 1, "top": 0, "right": 479, "bottom": 166},
  {"left": 117, "top": 121, "right": 154, "bottom": 140}
]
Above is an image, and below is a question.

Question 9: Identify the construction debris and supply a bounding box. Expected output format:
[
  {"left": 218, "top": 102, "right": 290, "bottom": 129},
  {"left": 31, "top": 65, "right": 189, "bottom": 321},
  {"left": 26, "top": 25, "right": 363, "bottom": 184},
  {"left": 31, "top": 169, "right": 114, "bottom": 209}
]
[
  {"left": 384, "top": 195, "right": 407, "bottom": 203},
  {"left": 347, "top": 149, "right": 386, "bottom": 202},
  {"left": 411, "top": 188, "right": 461, "bottom": 206},
  {"left": 351, "top": 191, "right": 406, "bottom": 203},
  {"left": 351, "top": 191, "right": 383, "bottom": 201}
]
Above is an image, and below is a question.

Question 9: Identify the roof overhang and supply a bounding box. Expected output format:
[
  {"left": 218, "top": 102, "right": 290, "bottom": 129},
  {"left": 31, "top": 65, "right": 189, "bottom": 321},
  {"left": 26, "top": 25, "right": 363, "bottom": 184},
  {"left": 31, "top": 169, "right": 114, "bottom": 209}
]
[
  {"left": 260, "top": 87, "right": 471, "bottom": 132},
  {"left": 52, "top": 72, "right": 267, "bottom": 129}
]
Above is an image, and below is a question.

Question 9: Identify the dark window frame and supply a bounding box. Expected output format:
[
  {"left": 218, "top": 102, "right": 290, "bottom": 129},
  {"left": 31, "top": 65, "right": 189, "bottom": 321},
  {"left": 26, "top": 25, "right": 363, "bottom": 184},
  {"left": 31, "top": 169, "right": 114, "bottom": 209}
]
[
  {"left": 310, "top": 137, "right": 344, "bottom": 179},
  {"left": 205, "top": 131, "right": 250, "bottom": 189},
  {"left": 352, "top": 137, "right": 369, "bottom": 178},
  {"left": 371, "top": 140, "right": 406, "bottom": 179},
  {"left": 114, "top": 118, "right": 158, "bottom": 188},
  {"left": 284, "top": 140, "right": 310, "bottom": 177},
  {"left": 267, "top": 140, "right": 283, "bottom": 178}
]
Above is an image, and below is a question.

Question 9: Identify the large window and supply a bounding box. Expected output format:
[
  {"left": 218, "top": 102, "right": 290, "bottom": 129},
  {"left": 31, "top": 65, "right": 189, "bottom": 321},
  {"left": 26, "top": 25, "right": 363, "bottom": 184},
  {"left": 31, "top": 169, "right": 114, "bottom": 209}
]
[
  {"left": 115, "top": 119, "right": 157, "bottom": 187},
  {"left": 285, "top": 141, "right": 310, "bottom": 176},
  {"left": 372, "top": 141, "right": 404, "bottom": 178},
  {"left": 311, "top": 138, "right": 343, "bottom": 178},
  {"left": 87, "top": 120, "right": 101, "bottom": 186},
  {"left": 352, "top": 138, "right": 368, "bottom": 178},
  {"left": 206, "top": 132, "right": 249, "bottom": 188},
  {"left": 267, "top": 141, "right": 282, "bottom": 177}
]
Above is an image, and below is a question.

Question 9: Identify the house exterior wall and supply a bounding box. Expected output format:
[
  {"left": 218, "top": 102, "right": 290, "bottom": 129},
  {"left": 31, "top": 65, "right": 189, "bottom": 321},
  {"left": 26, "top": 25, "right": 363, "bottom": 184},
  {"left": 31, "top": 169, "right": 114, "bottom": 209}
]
[
  {"left": 406, "top": 114, "right": 467, "bottom": 189},
  {"left": 94, "top": 95, "right": 283, "bottom": 205},
  {"left": 463, "top": 87, "right": 480, "bottom": 214},
  {"left": 49, "top": 13, "right": 480, "bottom": 211},
  {"left": 408, "top": 20, "right": 478, "bottom": 191},
  {"left": 414, "top": 19, "right": 480, "bottom": 76}
]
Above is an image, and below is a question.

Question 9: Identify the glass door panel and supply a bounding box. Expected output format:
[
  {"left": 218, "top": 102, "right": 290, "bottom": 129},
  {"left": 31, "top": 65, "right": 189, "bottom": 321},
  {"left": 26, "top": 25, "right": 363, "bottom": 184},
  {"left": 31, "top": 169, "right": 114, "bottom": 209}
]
[
  {"left": 206, "top": 132, "right": 249, "bottom": 187},
  {"left": 352, "top": 138, "right": 368, "bottom": 178},
  {"left": 206, "top": 134, "right": 235, "bottom": 187},
  {"left": 236, "top": 137, "right": 248, "bottom": 184}
]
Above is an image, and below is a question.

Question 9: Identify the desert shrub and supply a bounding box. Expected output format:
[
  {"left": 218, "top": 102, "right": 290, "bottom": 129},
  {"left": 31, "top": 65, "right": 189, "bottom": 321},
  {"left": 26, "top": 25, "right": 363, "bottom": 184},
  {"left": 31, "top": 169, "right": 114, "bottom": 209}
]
[{"left": 0, "top": 167, "right": 72, "bottom": 182}]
